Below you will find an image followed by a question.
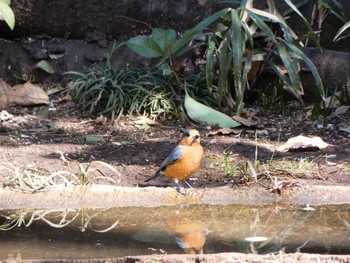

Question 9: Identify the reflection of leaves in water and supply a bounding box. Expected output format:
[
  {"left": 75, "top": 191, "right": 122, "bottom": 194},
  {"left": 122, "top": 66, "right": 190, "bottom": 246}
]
[{"left": 0, "top": 208, "right": 119, "bottom": 233}]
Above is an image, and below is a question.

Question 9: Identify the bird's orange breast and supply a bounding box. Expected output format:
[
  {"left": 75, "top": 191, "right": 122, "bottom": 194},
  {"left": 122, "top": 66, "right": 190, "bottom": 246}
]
[{"left": 165, "top": 145, "right": 204, "bottom": 181}]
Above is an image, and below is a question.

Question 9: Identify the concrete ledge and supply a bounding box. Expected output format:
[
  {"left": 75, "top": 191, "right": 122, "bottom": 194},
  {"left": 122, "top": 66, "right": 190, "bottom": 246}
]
[{"left": 1, "top": 184, "right": 349, "bottom": 209}]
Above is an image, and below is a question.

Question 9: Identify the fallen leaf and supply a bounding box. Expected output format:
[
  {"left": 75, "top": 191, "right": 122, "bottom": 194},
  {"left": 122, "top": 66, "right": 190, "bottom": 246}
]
[
  {"left": 0, "top": 81, "right": 49, "bottom": 107},
  {"left": 85, "top": 136, "right": 103, "bottom": 143},
  {"left": 184, "top": 91, "right": 240, "bottom": 128},
  {"left": 321, "top": 91, "right": 341, "bottom": 109},
  {"left": 136, "top": 123, "right": 151, "bottom": 130},
  {"left": 232, "top": 114, "right": 259, "bottom": 127},
  {"left": 133, "top": 116, "right": 158, "bottom": 126},
  {"left": 36, "top": 106, "right": 49, "bottom": 118},
  {"left": 58, "top": 94, "right": 72, "bottom": 103},
  {"left": 11, "top": 82, "right": 49, "bottom": 105},
  {"left": 0, "top": 79, "right": 11, "bottom": 107},
  {"left": 35, "top": 60, "right": 54, "bottom": 74},
  {"left": 330, "top": 105, "right": 350, "bottom": 118},
  {"left": 340, "top": 125, "right": 350, "bottom": 134},
  {"left": 232, "top": 109, "right": 259, "bottom": 127},
  {"left": 277, "top": 135, "right": 329, "bottom": 152},
  {"left": 207, "top": 128, "right": 242, "bottom": 136},
  {"left": 96, "top": 115, "right": 108, "bottom": 125},
  {"left": 0, "top": 110, "right": 14, "bottom": 121}
]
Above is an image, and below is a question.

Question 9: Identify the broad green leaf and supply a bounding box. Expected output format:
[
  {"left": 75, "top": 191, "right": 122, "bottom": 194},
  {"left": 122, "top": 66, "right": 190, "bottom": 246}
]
[
  {"left": 127, "top": 35, "right": 163, "bottom": 58},
  {"left": 205, "top": 36, "right": 215, "bottom": 93},
  {"left": 35, "top": 60, "right": 54, "bottom": 74},
  {"left": 277, "top": 43, "right": 303, "bottom": 94},
  {"left": 136, "top": 123, "right": 151, "bottom": 131},
  {"left": 152, "top": 28, "right": 176, "bottom": 53},
  {"left": 0, "top": 0, "right": 14, "bottom": 30},
  {"left": 231, "top": 9, "right": 245, "bottom": 112},
  {"left": 217, "top": 38, "right": 232, "bottom": 107},
  {"left": 170, "top": 7, "right": 232, "bottom": 57},
  {"left": 157, "top": 62, "right": 173, "bottom": 75},
  {"left": 329, "top": 9, "right": 347, "bottom": 24},
  {"left": 269, "top": 61, "right": 303, "bottom": 102},
  {"left": 333, "top": 21, "right": 350, "bottom": 41},
  {"left": 283, "top": 0, "right": 308, "bottom": 16},
  {"left": 245, "top": 7, "right": 280, "bottom": 23},
  {"left": 245, "top": 9, "right": 277, "bottom": 45},
  {"left": 184, "top": 91, "right": 241, "bottom": 128},
  {"left": 284, "top": 41, "right": 325, "bottom": 100},
  {"left": 283, "top": 0, "right": 320, "bottom": 47},
  {"left": 36, "top": 106, "right": 49, "bottom": 118},
  {"left": 241, "top": 49, "right": 253, "bottom": 91}
]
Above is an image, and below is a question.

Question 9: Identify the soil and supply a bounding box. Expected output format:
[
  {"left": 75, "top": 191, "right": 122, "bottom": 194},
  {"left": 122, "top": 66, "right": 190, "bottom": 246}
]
[{"left": 1, "top": 93, "right": 350, "bottom": 193}]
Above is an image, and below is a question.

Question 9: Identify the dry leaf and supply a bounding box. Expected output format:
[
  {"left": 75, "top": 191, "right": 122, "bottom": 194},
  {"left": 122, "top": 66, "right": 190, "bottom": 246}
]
[
  {"left": 96, "top": 115, "right": 108, "bottom": 125},
  {"left": 133, "top": 116, "right": 158, "bottom": 126},
  {"left": 0, "top": 80, "right": 49, "bottom": 108},
  {"left": 321, "top": 91, "right": 341, "bottom": 109},
  {"left": 207, "top": 128, "right": 242, "bottom": 136},
  {"left": 332, "top": 105, "right": 350, "bottom": 117},
  {"left": 0, "top": 79, "right": 11, "bottom": 107},
  {"left": 10, "top": 82, "right": 49, "bottom": 106},
  {"left": 0, "top": 110, "right": 14, "bottom": 121},
  {"left": 58, "top": 94, "right": 72, "bottom": 103},
  {"left": 232, "top": 114, "right": 259, "bottom": 127},
  {"left": 277, "top": 135, "right": 329, "bottom": 152}
]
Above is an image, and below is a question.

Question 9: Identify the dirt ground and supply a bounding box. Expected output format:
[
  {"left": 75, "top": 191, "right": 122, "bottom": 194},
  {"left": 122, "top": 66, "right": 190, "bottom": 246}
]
[
  {"left": 1, "top": 93, "right": 350, "bottom": 193},
  {"left": 1, "top": 94, "right": 350, "bottom": 263}
]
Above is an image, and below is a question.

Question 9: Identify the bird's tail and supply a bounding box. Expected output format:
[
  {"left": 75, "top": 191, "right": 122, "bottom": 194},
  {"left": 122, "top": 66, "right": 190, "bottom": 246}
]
[{"left": 144, "top": 170, "right": 160, "bottom": 182}]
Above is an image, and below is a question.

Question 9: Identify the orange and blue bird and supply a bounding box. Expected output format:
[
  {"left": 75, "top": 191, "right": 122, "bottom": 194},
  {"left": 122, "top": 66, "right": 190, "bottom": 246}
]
[{"left": 144, "top": 128, "right": 204, "bottom": 195}]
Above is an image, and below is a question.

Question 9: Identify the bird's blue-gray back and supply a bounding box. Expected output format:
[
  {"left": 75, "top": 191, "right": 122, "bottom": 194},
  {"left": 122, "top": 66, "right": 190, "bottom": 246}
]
[{"left": 159, "top": 146, "right": 184, "bottom": 171}]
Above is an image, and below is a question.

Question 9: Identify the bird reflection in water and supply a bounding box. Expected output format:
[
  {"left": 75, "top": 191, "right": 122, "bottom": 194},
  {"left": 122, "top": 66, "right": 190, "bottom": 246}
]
[{"left": 167, "top": 215, "right": 208, "bottom": 254}]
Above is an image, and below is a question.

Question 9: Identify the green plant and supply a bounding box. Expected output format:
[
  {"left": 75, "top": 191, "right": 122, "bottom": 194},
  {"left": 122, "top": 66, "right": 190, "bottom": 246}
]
[
  {"left": 0, "top": 0, "right": 15, "bottom": 29},
  {"left": 127, "top": 1, "right": 325, "bottom": 114},
  {"left": 66, "top": 43, "right": 218, "bottom": 121},
  {"left": 258, "top": 79, "right": 285, "bottom": 113},
  {"left": 208, "top": 0, "right": 325, "bottom": 112},
  {"left": 316, "top": 0, "right": 347, "bottom": 43},
  {"left": 127, "top": 8, "right": 230, "bottom": 89}
]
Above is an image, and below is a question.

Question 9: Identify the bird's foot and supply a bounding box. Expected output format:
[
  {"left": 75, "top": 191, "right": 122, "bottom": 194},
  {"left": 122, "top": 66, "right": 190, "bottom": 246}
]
[
  {"left": 184, "top": 180, "right": 193, "bottom": 188},
  {"left": 176, "top": 184, "right": 188, "bottom": 195}
]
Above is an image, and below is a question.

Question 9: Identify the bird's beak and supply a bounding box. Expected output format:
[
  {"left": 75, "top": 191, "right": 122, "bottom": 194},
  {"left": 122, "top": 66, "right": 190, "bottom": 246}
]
[{"left": 180, "top": 128, "right": 190, "bottom": 137}]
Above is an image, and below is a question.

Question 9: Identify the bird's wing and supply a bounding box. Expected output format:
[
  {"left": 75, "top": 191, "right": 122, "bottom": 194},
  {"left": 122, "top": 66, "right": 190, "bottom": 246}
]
[
  {"left": 175, "top": 236, "right": 189, "bottom": 248},
  {"left": 144, "top": 146, "right": 184, "bottom": 182},
  {"left": 158, "top": 145, "right": 184, "bottom": 171}
]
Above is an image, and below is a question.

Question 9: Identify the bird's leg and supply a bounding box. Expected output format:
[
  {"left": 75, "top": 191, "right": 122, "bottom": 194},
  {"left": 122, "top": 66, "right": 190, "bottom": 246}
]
[
  {"left": 174, "top": 179, "right": 187, "bottom": 195},
  {"left": 184, "top": 180, "right": 193, "bottom": 188}
]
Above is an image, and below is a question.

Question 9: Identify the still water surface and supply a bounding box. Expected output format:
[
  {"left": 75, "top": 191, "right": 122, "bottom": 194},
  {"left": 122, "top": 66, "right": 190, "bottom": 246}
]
[{"left": 0, "top": 204, "right": 349, "bottom": 260}]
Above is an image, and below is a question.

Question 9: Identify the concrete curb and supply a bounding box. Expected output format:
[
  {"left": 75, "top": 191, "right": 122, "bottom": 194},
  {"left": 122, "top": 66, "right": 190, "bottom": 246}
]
[{"left": 1, "top": 184, "right": 349, "bottom": 209}]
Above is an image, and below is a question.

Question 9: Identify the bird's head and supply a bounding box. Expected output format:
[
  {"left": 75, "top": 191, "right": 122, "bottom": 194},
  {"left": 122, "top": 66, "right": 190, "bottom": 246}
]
[{"left": 179, "top": 128, "right": 201, "bottom": 146}]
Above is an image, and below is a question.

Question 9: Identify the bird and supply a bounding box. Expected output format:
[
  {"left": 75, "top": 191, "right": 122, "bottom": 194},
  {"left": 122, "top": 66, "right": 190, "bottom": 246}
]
[
  {"left": 144, "top": 128, "right": 204, "bottom": 195},
  {"left": 168, "top": 218, "right": 207, "bottom": 254}
]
